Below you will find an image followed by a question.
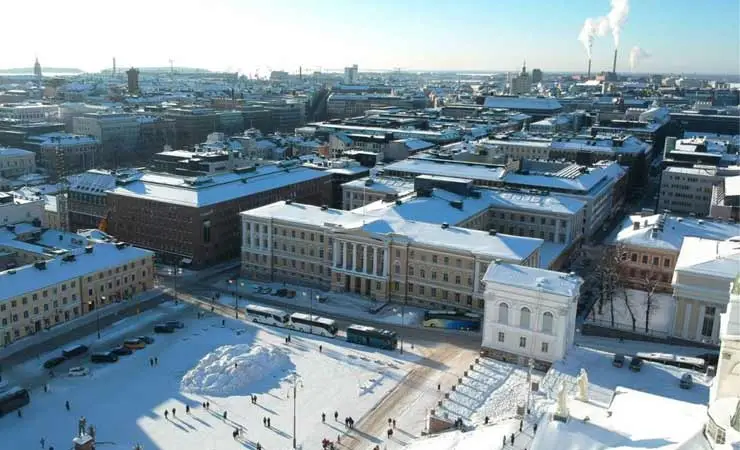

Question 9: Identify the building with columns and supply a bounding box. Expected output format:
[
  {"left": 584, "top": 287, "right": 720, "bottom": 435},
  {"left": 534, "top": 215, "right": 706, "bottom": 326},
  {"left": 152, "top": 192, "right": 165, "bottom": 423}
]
[
  {"left": 240, "top": 200, "right": 544, "bottom": 311},
  {"left": 670, "top": 237, "right": 740, "bottom": 345},
  {"left": 480, "top": 261, "right": 582, "bottom": 369}
]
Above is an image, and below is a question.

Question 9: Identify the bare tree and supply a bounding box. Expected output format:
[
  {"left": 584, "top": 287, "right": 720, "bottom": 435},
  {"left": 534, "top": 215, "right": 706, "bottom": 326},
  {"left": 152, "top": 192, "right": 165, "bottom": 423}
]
[
  {"left": 619, "top": 285, "right": 638, "bottom": 332},
  {"left": 641, "top": 273, "right": 661, "bottom": 334},
  {"left": 592, "top": 245, "right": 624, "bottom": 327}
]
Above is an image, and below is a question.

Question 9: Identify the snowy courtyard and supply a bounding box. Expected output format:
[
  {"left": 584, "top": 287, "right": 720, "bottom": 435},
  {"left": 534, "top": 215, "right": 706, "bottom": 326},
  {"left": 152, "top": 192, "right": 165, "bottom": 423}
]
[
  {"left": 587, "top": 288, "right": 675, "bottom": 336},
  {"left": 0, "top": 309, "right": 418, "bottom": 450}
]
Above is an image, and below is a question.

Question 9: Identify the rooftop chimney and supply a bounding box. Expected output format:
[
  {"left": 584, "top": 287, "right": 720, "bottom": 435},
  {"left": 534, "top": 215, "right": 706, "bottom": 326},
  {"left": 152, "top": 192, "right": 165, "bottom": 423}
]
[
  {"left": 612, "top": 49, "right": 618, "bottom": 74},
  {"left": 587, "top": 58, "right": 592, "bottom": 79}
]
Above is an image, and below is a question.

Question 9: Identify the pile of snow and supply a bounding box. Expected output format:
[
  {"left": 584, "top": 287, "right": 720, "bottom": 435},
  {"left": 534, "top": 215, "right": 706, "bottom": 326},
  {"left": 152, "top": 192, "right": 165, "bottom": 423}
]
[
  {"left": 181, "top": 344, "right": 291, "bottom": 396},
  {"left": 405, "top": 419, "right": 517, "bottom": 450}
]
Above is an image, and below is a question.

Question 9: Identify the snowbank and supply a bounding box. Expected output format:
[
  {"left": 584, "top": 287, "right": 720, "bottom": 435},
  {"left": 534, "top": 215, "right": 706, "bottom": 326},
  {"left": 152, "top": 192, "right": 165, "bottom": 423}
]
[
  {"left": 181, "top": 344, "right": 291, "bottom": 396},
  {"left": 405, "top": 419, "right": 517, "bottom": 450}
]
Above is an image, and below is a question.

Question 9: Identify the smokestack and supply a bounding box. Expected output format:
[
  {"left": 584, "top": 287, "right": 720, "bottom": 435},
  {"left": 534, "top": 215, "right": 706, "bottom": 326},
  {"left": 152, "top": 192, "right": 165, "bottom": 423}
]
[
  {"left": 612, "top": 49, "right": 618, "bottom": 74},
  {"left": 587, "top": 58, "right": 592, "bottom": 79}
]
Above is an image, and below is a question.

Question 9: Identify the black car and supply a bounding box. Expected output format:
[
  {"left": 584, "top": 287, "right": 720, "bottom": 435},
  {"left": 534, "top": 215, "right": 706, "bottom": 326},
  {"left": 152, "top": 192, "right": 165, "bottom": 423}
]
[
  {"left": 612, "top": 354, "right": 625, "bottom": 368},
  {"left": 62, "top": 345, "right": 89, "bottom": 359},
  {"left": 154, "top": 324, "right": 175, "bottom": 333},
  {"left": 110, "top": 346, "right": 133, "bottom": 356},
  {"left": 90, "top": 352, "right": 119, "bottom": 363},
  {"left": 165, "top": 320, "right": 184, "bottom": 329},
  {"left": 43, "top": 356, "right": 66, "bottom": 369},
  {"left": 137, "top": 336, "right": 155, "bottom": 344},
  {"left": 629, "top": 357, "right": 644, "bottom": 372}
]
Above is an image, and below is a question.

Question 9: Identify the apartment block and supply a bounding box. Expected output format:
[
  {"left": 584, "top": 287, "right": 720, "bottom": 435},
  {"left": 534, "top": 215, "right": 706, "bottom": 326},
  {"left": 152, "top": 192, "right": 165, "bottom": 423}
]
[{"left": 0, "top": 147, "right": 35, "bottom": 178}]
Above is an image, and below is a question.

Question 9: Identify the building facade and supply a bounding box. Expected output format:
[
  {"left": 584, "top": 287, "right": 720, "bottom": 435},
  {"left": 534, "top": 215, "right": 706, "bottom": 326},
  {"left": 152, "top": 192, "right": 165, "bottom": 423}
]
[
  {"left": 0, "top": 242, "right": 154, "bottom": 347},
  {"left": 481, "top": 261, "right": 582, "bottom": 369},
  {"left": 659, "top": 166, "right": 722, "bottom": 216},
  {"left": 23, "top": 133, "right": 101, "bottom": 180},
  {"left": 0, "top": 147, "right": 35, "bottom": 178},
  {"left": 241, "top": 201, "right": 544, "bottom": 312},
  {"left": 73, "top": 113, "right": 140, "bottom": 165}
]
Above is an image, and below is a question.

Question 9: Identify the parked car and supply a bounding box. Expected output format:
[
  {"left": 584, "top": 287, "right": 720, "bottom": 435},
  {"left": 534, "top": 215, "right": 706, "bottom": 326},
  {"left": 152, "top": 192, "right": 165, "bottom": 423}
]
[
  {"left": 165, "top": 320, "right": 184, "bottom": 329},
  {"left": 680, "top": 373, "right": 693, "bottom": 389},
  {"left": 123, "top": 338, "right": 146, "bottom": 350},
  {"left": 68, "top": 367, "right": 89, "bottom": 377},
  {"left": 110, "top": 346, "right": 133, "bottom": 356},
  {"left": 261, "top": 287, "right": 273, "bottom": 295},
  {"left": 154, "top": 324, "right": 175, "bottom": 334},
  {"left": 612, "top": 354, "right": 625, "bottom": 368},
  {"left": 286, "top": 290, "right": 296, "bottom": 298},
  {"left": 137, "top": 336, "right": 155, "bottom": 344},
  {"left": 276, "top": 288, "right": 288, "bottom": 297},
  {"left": 696, "top": 352, "right": 719, "bottom": 367},
  {"left": 62, "top": 345, "right": 89, "bottom": 359},
  {"left": 251, "top": 286, "right": 261, "bottom": 293},
  {"left": 90, "top": 352, "right": 119, "bottom": 363},
  {"left": 629, "top": 357, "right": 644, "bottom": 372},
  {"left": 43, "top": 356, "right": 66, "bottom": 369}
]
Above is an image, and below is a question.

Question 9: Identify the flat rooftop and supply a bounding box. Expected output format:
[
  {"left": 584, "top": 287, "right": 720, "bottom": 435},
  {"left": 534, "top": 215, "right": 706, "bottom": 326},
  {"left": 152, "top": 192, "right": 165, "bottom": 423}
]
[
  {"left": 483, "top": 260, "right": 582, "bottom": 296},
  {"left": 611, "top": 213, "right": 740, "bottom": 252}
]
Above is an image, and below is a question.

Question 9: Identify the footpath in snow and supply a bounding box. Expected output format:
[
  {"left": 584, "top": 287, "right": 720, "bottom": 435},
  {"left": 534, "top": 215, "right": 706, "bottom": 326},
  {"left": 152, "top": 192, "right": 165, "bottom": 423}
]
[{"left": 0, "top": 309, "right": 420, "bottom": 450}]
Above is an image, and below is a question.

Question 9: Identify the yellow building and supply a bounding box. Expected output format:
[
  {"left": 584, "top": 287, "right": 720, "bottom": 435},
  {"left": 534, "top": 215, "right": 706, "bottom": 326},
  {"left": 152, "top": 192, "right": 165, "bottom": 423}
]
[{"left": 0, "top": 241, "right": 154, "bottom": 347}]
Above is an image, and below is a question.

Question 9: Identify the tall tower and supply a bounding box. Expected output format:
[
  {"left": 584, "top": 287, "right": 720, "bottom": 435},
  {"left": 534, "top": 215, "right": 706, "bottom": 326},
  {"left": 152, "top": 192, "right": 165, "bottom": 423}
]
[
  {"left": 126, "top": 67, "right": 140, "bottom": 94},
  {"left": 33, "top": 57, "right": 42, "bottom": 79},
  {"left": 112, "top": 57, "right": 116, "bottom": 76}
]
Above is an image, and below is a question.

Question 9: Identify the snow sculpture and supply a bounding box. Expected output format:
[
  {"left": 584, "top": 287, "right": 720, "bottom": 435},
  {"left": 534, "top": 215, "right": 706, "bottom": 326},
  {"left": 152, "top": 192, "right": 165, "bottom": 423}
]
[{"left": 577, "top": 368, "right": 589, "bottom": 402}]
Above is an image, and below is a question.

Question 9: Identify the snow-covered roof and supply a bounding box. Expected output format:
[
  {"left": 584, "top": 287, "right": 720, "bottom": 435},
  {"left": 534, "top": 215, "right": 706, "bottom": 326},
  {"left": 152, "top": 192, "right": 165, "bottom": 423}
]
[
  {"left": 530, "top": 386, "right": 707, "bottom": 450},
  {"left": 503, "top": 161, "right": 626, "bottom": 194},
  {"left": 483, "top": 260, "right": 582, "bottom": 297},
  {"left": 342, "top": 177, "right": 415, "bottom": 195},
  {"left": 0, "top": 147, "right": 34, "bottom": 157},
  {"left": 674, "top": 236, "right": 740, "bottom": 279},
  {"left": 485, "top": 190, "right": 586, "bottom": 215},
  {"left": 26, "top": 132, "right": 100, "bottom": 147},
  {"left": 0, "top": 242, "right": 154, "bottom": 302},
  {"left": 395, "top": 138, "right": 435, "bottom": 152},
  {"left": 483, "top": 96, "right": 562, "bottom": 111},
  {"left": 110, "top": 165, "right": 331, "bottom": 208},
  {"left": 36, "top": 230, "right": 90, "bottom": 250},
  {"left": 725, "top": 176, "right": 740, "bottom": 197},
  {"left": 612, "top": 214, "right": 740, "bottom": 252},
  {"left": 358, "top": 188, "right": 493, "bottom": 225},
  {"left": 384, "top": 159, "right": 506, "bottom": 182}
]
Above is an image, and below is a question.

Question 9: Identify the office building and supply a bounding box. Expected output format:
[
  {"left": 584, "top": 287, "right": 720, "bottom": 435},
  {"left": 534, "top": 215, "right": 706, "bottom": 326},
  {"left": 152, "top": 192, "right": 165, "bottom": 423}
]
[
  {"left": 0, "top": 147, "right": 35, "bottom": 178},
  {"left": 73, "top": 113, "right": 140, "bottom": 165},
  {"left": 0, "top": 103, "right": 60, "bottom": 123},
  {"left": 23, "top": 132, "right": 101, "bottom": 180},
  {"left": 509, "top": 62, "right": 531, "bottom": 95},
  {"left": 126, "top": 68, "right": 140, "bottom": 94},
  {"left": 344, "top": 65, "right": 358, "bottom": 84},
  {"left": 0, "top": 193, "right": 44, "bottom": 227}
]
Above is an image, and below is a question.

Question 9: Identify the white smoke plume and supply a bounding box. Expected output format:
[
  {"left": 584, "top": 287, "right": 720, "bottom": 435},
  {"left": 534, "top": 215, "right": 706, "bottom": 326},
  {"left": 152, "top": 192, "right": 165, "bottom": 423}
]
[
  {"left": 577, "top": 0, "right": 630, "bottom": 56},
  {"left": 629, "top": 46, "right": 650, "bottom": 71},
  {"left": 607, "top": 0, "right": 630, "bottom": 47}
]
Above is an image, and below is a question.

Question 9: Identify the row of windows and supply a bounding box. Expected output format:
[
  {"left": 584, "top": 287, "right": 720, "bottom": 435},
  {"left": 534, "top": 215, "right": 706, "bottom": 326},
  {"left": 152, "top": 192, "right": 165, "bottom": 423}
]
[
  {"left": 1, "top": 296, "right": 75, "bottom": 313},
  {"left": 498, "top": 303, "right": 554, "bottom": 334},
  {"left": 627, "top": 252, "right": 672, "bottom": 268},
  {"left": 496, "top": 332, "right": 549, "bottom": 353},
  {"left": 406, "top": 267, "right": 472, "bottom": 286}
]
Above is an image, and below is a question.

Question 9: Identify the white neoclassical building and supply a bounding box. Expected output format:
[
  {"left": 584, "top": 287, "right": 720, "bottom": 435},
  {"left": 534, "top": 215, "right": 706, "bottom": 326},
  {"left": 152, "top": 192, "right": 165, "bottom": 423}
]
[{"left": 481, "top": 261, "right": 582, "bottom": 369}]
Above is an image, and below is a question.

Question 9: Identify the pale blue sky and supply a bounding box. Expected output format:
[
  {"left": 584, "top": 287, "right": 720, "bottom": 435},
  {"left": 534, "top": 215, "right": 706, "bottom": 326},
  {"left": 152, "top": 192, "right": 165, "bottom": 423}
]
[{"left": 3, "top": 0, "right": 739, "bottom": 74}]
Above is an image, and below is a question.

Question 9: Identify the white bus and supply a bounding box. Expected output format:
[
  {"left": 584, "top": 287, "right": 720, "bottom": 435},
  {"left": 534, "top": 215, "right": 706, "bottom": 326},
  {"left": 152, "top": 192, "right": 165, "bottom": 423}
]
[
  {"left": 289, "top": 313, "right": 338, "bottom": 337},
  {"left": 245, "top": 304, "right": 290, "bottom": 327}
]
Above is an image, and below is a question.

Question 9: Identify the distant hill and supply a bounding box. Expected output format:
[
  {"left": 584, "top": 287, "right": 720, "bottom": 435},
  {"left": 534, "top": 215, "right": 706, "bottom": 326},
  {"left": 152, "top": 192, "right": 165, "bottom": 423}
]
[
  {"left": 101, "top": 67, "right": 212, "bottom": 74},
  {"left": 0, "top": 67, "right": 84, "bottom": 74}
]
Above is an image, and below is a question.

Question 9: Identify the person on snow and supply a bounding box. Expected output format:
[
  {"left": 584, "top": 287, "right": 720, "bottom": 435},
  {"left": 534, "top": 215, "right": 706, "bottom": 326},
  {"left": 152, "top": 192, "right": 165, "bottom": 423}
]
[
  {"left": 322, "top": 412, "right": 326, "bottom": 423},
  {"left": 65, "top": 401, "right": 70, "bottom": 411},
  {"left": 164, "top": 410, "right": 169, "bottom": 420}
]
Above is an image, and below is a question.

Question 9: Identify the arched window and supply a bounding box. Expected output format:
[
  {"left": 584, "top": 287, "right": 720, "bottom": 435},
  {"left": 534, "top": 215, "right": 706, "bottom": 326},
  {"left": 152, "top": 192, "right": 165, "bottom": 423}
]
[
  {"left": 498, "top": 303, "right": 509, "bottom": 325},
  {"left": 520, "top": 307, "right": 531, "bottom": 329},
  {"left": 542, "top": 311, "right": 554, "bottom": 334}
]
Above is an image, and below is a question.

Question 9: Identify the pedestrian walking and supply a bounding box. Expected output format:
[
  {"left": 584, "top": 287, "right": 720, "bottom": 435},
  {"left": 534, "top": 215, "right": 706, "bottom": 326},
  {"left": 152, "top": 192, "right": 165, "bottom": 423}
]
[
  {"left": 202, "top": 402, "right": 206, "bottom": 408},
  {"left": 186, "top": 405, "right": 190, "bottom": 414},
  {"left": 223, "top": 411, "right": 228, "bottom": 420},
  {"left": 149, "top": 358, "right": 153, "bottom": 367},
  {"left": 334, "top": 411, "right": 338, "bottom": 421},
  {"left": 534, "top": 423, "right": 538, "bottom": 434},
  {"left": 319, "top": 345, "right": 323, "bottom": 352},
  {"left": 322, "top": 412, "right": 326, "bottom": 423},
  {"left": 232, "top": 429, "right": 238, "bottom": 440},
  {"left": 288, "top": 334, "right": 292, "bottom": 343},
  {"left": 388, "top": 418, "right": 392, "bottom": 427},
  {"left": 503, "top": 435, "right": 506, "bottom": 446},
  {"left": 43, "top": 384, "right": 47, "bottom": 393},
  {"left": 519, "top": 420, "right": 523, "bottom": 432},
  {"left": 172, "top": 407, "right": 176, "bottom": 417},
  {"left": 510, "top": 433, "right": 515, "bottom": 445},
  {"left": 222, "top": 319, "right": 225, "bottom": 327},
  {"left": 17, "top": 409, "right": 21, "bottom": 418},
  {"left": 154, "top": 357, "right": 158, "bottom": 365},
  {"left": 207, "top": 401, "right": 210, "bottom": 409},
  {"left": 337, "top": 435, "right": 341, "bottom": 444},
  {"left": 437, "top": 383, "right": 441, "bottom": 391},
  {"left": 392, "top": 419, "right": 396, "bottom": 428},
  {"left": 65, "top": 400, "right": 70, "bottom": 411},
  {"left": 256, "top": 443, "right": 261, "bottom": 450},
  {"left": 234, "top": 362, "right": 238, "bottom": 369},
  {"left": 267, "top": 417, "right": 271, "bottom": 428},
  {"left": 254, "top": 395, "right": 258, "bottom": 404},
  {"left": 164, "top": 410, "right": 169, "bottom": 420},
  {"left": 263, "top": 417, "right": 267, "bottom": 427},
  {"left": 40, "top": 437, "right": 45, "bottom": 448}
]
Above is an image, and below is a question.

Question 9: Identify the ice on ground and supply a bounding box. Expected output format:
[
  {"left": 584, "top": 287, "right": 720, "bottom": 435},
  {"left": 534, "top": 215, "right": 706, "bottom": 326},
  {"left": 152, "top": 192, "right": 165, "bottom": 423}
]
[
  {"left": 586, "top": 288, "right": 674, "bottom": 335},
  {"left": 181, "top": 344, "right": 292, "bottom": 396}
]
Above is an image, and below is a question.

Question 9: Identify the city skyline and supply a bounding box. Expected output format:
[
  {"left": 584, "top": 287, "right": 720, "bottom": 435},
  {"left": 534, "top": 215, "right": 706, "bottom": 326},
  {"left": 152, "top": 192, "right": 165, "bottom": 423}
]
[{"left": 2, "top": 0, "right": 739, "bottom": 75}]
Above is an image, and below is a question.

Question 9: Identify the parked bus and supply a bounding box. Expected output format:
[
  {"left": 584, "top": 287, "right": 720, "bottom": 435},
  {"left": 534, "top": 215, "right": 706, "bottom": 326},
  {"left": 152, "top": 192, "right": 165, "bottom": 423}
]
[
  {"left": 423, "top": 310, "right": 481, "bottom": 331},
  {"left": 245, "top": 304, "right": 290, "bottom": 327},
  {"left": 0, "top": 387, "right": 30, "bottom": 416},
  {"left": 346, "top": 324, "right": 398, "bottom": 350},
  {"left": 635, "top": 352, "right": 706, "bottom": 371},
  {"left": 289, "top": 313, "right": 338, "bottom": 337}
]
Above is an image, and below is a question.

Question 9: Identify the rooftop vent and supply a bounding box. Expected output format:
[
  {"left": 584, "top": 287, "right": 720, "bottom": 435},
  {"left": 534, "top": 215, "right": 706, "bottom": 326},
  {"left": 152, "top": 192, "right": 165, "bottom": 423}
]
[
  {"left": 62, "top": 254, "right": 76, "bottom": 262},
  {"left": 441, "top": 222, "right": 449, "bottom": 229},
  {"left": 5, "top": 224, "right": 15, "bottom": 232},
  {"left": 285, "top": 199, "right": 293, "bottom": 205},
  {"left": 364, "top": 179, "right": 374, "bottom": 186},
  {"left": 489, "top": 229, "right": 497, "bottom": 236},
  {"left": 320, "top": 205, "right": 328, "bottom": 211},
  {"left": 34, "top": 261, "right": 47, "bottom": 270},
  {"left": 633, "top": 222, "right": 640, "bottom": 230},
  {"left": 450, "top": 200, "right": 463, "bottom": 210},
  {"left": 6, "top": 269, "right": 16, "bottom": 275},
  {"left": 698, "top": 219, "right": 704, "bottom": 225},
  {"left": 115, "top": 242, "right": 127, "bottom": 250},
  {"left": 494, "top": 258, "right": 502, "bottom": 264},
  {"left": 677, "top": 217, "right": 683, "bottom": 223},
  {"left": 85, "top": 246, "right": 93, "bottom": 254},
  {"left": 395, "top": 200, "right": 402, "bottom": 206}
]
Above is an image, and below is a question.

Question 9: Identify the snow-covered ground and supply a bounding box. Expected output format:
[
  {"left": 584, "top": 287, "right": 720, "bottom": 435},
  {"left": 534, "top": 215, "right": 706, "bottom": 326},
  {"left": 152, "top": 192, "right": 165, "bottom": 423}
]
[
  {"left": 215, "top": 278, "right": 425, "bottom": 326},
  {"left": 0, "top": 310, "right": 420, "bottom": 450},
  {"left": 586, "top": 288, "right": 674, "bottom": 336},
  {"left": 406, "top": 419, "right": 518, "bottom": 450}
]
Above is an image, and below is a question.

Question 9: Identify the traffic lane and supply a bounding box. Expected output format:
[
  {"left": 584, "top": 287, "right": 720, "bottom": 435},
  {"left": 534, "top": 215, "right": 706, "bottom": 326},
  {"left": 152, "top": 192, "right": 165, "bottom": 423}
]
[{"left": 184, "top": 284, "right": 482, "bottom": 351}]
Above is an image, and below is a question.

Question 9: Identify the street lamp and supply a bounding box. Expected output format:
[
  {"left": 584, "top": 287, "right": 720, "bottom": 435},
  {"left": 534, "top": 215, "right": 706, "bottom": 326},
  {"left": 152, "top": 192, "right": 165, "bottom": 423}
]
[
  {"left": 287, "top": 372, "right": 304, "bottom": 449},
  {"left": 89, "top": 296, "right": 104, "bottom": 339},
  {"left": 302, "top": 289, "right": 316, "bottom": 334}
]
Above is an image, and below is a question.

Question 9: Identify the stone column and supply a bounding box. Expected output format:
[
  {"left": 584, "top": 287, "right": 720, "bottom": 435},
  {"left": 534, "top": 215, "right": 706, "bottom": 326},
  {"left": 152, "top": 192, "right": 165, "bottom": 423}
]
[
  {"left": 354, "top": 244, "right": 361, "bottom": 272},
  {"left": 373, "top": 247, "right": 379, "bottom": 276},
  {"left": 383, "top": 247, "right": 390, "bottom": 277},
  {"left": 343, "top": 242, "right": 348, "bottom": 270},
  {"left": 333, "top": 241, "right": 338, "bottom": 267},
  {"left": 251, "top": 223, "right": 258, "bottom": 249},
  {"left": 473, "top": 258, "right": 480, "bottom": 293}
]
